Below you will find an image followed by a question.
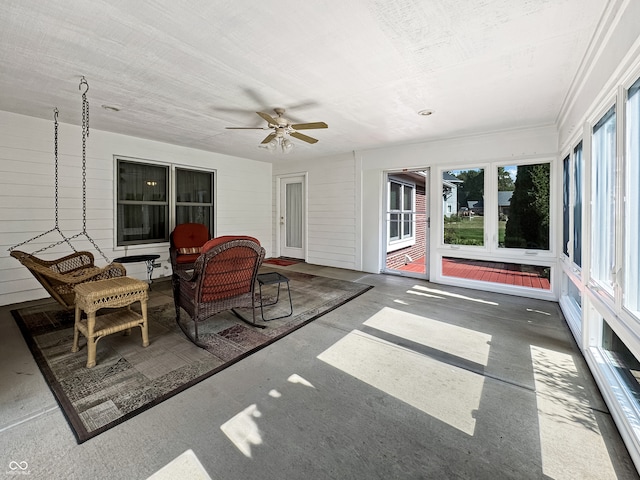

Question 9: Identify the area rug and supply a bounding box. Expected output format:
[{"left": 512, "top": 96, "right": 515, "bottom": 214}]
[
  {"left": 263, "top": 257, "right": 303, "bottom": 266},
  {"left": 11, "top": 271, "right": 372, "bottom": 444}
]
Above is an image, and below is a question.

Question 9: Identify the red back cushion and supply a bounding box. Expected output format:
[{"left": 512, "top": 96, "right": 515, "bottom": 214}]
[
  {"left": 198, "top": 236, "right": 262, "bottom": 302},
  {"left": 172, "top": 223, "right": 209, "bottom": 249},
  {"left": 201, "top": 235, "right": 260, "bottom": 254}
]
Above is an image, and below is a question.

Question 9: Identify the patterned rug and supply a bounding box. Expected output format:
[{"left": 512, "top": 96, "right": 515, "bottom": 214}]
[
  {"left": 12, "top": 271, "right": 372, "bottom": 443},
  {"left": 263, "top": 257, "right": 303, "bottom": 266}
]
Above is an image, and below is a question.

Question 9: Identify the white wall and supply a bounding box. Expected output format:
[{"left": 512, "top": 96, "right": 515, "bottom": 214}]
[
  {"left": 0, "top": 111, "right": 272, "bottom": 306},
  {"left": 558, "top": 0, "right": 640, "bottom": 149},
  {"left": 273, "top": 125, "right": 558, "bottom": 300},
  {"left": 272, "top": 151, "right": 361, "bottom": 270}
]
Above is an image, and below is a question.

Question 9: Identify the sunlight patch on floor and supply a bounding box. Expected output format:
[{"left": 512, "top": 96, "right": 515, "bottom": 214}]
[
  {"left": 364, "top": 307, "right": 492, "bottom": 366},
  {"left": 220, "top": 404, "right": 263, "bottom": 458},
  {"left": 288, "top": 374, "right": 315, "bottom": 388},
  {"left": 317, "top": 329, "right": 484, "bottom": 435},
  {"left": 531, "top": 345, "right": 615, "bottom": 478},
  {"left": 411, "top": 285, "right": 499, "bottom": 305},
  {"left": 406, "top": 290, "right": 445, "bottom": 300}
]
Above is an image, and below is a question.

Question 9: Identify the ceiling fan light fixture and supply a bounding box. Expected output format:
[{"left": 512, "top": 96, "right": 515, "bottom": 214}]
[{"left": 282, "top": 138, "right": 294, "bottom": 153}]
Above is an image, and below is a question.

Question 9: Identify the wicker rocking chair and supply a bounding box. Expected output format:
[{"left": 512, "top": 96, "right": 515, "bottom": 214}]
[
  {"left": 173, "top": 236, "right": 265, "bottom": 344},
  {"left": 10, "top": 250, "right": 127, "bottom": 309}
]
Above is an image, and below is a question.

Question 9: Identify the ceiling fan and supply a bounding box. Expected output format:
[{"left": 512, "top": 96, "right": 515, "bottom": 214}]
[{"left": 226, "top": 108, "right": 328, "bottom": 152}]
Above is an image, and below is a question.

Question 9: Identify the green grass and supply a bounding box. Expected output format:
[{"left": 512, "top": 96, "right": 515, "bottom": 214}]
[{"left": 443, "top": 217, "right": 507, "bottom": 246}]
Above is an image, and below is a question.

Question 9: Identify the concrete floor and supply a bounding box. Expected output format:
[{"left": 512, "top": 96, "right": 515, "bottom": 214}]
[{"left": 0, "top": 263, "right": 638, "bottom": 479}]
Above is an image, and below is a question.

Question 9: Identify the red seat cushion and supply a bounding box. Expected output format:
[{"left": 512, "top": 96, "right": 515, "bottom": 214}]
[{"left": 176, "top": 253, "right": 201, "bottom": 264}]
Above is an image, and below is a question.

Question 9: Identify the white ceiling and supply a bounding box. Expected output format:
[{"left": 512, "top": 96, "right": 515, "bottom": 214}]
[{"left": 0, "top": 1, "right": 606, "bottom": 162}]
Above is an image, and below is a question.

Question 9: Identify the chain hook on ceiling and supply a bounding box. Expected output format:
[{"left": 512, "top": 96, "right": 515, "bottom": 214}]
[{"left": 78, "top": 76, "right": 89, "bottom": 94}]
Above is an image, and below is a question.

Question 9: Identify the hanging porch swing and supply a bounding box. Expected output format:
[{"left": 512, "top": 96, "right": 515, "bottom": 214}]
[{"left": 9, "top": 77, "right": 126, "bottom": 309}]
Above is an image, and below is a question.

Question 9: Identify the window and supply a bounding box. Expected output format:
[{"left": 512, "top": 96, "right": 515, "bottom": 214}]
[
  {"left": 443, "top": 168, "right": 484, "bottom": 246},
  {"left": 601, "top": 321, "right": 640, "bottom": 405},
  {"left": 499, "top": 163, "right": 550, "bottom": 250},
  {"left": 388, "top": 179, "right": 415, "bottom": 249},
  {"left": 592, "top": 107, "right": 617, "bottom": 293},
  {"left": 175, "top": 168, "right": 214, "bottom": 232},
  {"left": 573, "top": 142, "right": 583, "bottom": 267},
  {"left": 562, "top": 156, "right": 570, "bottom": 256},
  {"left": 117, "top": 160, "right": 169, "bottom": 245},
  {"left": 116, "top": 159, "right": 215, "bottom": 246},
  {"left": 625, "top": 78, "right": 640, "bottom": 315}
]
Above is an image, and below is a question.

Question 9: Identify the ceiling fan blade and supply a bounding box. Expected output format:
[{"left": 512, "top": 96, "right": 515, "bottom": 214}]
[
  {"left": 290, "top": 131, "right": 319, "bottom": 144},
  {"left": 257, "top": 111, "right": 279, "bottom": 125},
  {"left": 225, "top": 127, "right": 270, "bottom": 130},
  {"left": 291, "top": 122, "right": 328, "bottom": 130},
  {"left": 260, "top": 133, "right": 277, "bottom": 144}
]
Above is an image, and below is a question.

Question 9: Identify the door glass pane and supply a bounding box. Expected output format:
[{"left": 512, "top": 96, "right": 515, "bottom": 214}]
[
  {"left": 573, "top": 143, "right": 583, "bottom": 267},
  {"left": 592, "top": 107, "right": 616, "bottom": 292},
  {"left": 562, "top": 156, "right": 570, "bottom": 256},
  {"left": 625, "top": 81, "right": 640, "bottom": 314},
  {"left": 385, "top": 171, "right": 428, "bottom": 275},
  {"left": 500, "top": 163, "right": 550, "bottom": 250},
  {"left": 443, "top": 168, "right": 484, "bottom": 246},
  {"left": 286, "top": 183, "right": 303, "bottom": 248}
]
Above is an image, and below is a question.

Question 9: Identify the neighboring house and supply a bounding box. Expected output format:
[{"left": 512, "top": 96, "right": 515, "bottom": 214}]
[
  {"left": 467, "top": 199, "right": 484, "bottom": 215},
  {"left": 498, "top": 191, "right": 514, "bottom": 220},
  {"left": 442, "top": 172, "right": 462, "bottom": 217}
]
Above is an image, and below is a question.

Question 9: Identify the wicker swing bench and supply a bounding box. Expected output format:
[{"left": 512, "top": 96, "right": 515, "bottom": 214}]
[
  {"left": 9, "top": 80, "right": 129, "bottom": 310},
  {"left": 10, "top": 250, "right": 127, "bottom": 310}
]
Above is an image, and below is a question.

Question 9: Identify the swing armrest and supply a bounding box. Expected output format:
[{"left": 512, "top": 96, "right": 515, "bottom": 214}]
[{"left": 10, "top": 250, "right": 127, "bottom": 309}]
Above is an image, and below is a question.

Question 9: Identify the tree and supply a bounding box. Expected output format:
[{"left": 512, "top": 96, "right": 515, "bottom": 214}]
[
  {"left": 454, "top": 169, "right": 484, "bottom": 210},
  {"left": 498, "top": 166, "right": 515, "bottom": 191},
  {"left": 504, "top": 163, "right": 550, "bottom": 249}
]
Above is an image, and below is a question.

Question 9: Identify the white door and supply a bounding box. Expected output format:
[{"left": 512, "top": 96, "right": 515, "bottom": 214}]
[
  {"left": 383, "top": 169, "right": 430, "bottom": 279},
  {"left": 279, "top": 175, "right": 306, "bottom": 259}
]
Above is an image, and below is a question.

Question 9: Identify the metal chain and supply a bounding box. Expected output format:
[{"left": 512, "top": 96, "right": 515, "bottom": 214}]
[
  {"left": 8, "top": 108, "right": 76, "bottom": 253},
  {"left": 79, "top": 77, "right": 109, "bottom": 263},
  {"left": 9, "top": 79, "right": 109, "bottom": 263},
  {"left": 54, "top": 108, "right": 59, "bottom": 227}
]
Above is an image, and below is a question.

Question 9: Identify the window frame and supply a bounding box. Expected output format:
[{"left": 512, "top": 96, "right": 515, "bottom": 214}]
[
  {"left": 174, "top": 166, "right": 215, "bottom": 233},
  {"left": 590, "top": 105, "right": 617, "bottom": 296},
  {"left": 114, "top": 156, "right": 216, "bottom": 249},
  {"left": 623, "top": 77, "right": 640, "bottom": 318},
  {"left": 387, "top": 177, "right": 416, "bottom": 252},
  {"left": 116, "top": 158, "right": 170, "bottom": 246}
]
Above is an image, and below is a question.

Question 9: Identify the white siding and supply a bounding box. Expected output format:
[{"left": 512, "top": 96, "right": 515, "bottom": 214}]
[
  {"left": 273, "top": 152, "right": 359, "bottom": 270},
  {"left": 0, "top": 111, "right": 271, "bottom": 306}
]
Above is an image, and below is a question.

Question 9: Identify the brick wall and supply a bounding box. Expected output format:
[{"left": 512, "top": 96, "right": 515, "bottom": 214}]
[{"left": 386, "top": 185, "right": 427, "bottom": 270}]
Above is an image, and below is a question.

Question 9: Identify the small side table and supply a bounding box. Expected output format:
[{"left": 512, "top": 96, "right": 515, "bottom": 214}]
[
  {"left": 72, "top": 276, "right": 149, "bottom": 368},
  {"left": 113, "top": 254, "right": 161, "bottom": 284},
  {"left": 257, "top": 272, "right": 293, "bottom": 321}
]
